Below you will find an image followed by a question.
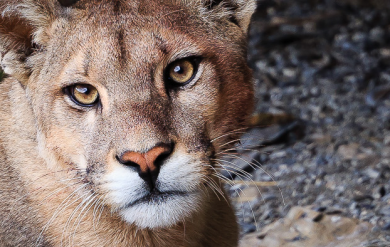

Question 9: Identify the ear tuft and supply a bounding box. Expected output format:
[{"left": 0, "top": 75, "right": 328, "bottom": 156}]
[
  {"left": 204, "top": 0, "right": 224, "bottom": 10},
  {"left": 202, "top": 0, "right": 257, "bottom": 34},
  {"left": 0, "top": 1, "right": 56, "bottom": 84}
]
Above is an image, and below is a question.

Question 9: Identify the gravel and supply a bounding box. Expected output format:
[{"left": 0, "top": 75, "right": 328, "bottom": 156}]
[{"left": 228, "top": 0, "right": 390, "bottom": 244}]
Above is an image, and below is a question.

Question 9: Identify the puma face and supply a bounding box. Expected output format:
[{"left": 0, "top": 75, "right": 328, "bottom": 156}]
[{"left": 1, "top": 0, "right": 255, "bottom": 230}]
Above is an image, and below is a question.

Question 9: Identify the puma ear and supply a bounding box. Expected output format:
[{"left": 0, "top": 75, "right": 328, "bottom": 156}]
[
  {"left": 203, "top": 0, "right": 257, "bottom": 34},
  {"left": 0, "top": 1, "right": 55, "bottom": 84}
]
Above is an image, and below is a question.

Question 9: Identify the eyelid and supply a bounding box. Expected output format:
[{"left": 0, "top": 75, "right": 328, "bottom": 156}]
[
  {"left": 60, "top": 80, "right": 90, "bottom": 88},
  {"left": 170, "top": 55, "right": 202, "bottom": 64},
  {"left": 167, "top": 50, "right": 202, "bottom": 64}
]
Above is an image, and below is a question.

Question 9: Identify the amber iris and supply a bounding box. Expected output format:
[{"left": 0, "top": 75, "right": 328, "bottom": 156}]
[
  {"left": 168, "top": 59, "right": 195, "bottom": 84},
  {"left": 71, "top": 84, "right": 99, "bottom": 106}
]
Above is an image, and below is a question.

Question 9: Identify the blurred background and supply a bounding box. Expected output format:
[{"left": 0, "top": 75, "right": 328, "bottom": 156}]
[{"left": 226, "top": 0, "right": 390, "bottom": 246}]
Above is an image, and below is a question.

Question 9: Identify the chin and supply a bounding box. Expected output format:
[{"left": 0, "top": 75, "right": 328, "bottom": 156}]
[
  {"left": 119, "top": 191, "right": 202, "bottom": 229},
  {"left": 102, "top": 153, "right": 207, "bottom": 229}
]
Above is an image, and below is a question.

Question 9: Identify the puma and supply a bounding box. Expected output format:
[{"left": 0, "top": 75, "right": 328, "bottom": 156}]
[{"left": 0, "top": 0, "right": 256, "bottom": 246}]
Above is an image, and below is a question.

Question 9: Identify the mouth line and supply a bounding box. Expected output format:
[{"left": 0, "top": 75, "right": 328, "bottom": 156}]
[{"left": 121, "top": 190, "right": 189, "bottom": 209}]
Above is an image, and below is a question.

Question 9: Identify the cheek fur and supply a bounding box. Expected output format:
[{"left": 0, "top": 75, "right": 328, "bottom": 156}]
[{"left": 42, "top": 126, "right": 88, "bottom": 169}]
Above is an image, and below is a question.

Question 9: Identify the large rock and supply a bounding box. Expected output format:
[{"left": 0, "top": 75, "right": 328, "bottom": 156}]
[{"left": 239, "top": 206, "right": 374, "bottom": 247}]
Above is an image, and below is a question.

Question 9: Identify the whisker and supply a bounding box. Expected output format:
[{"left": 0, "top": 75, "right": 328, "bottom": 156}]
[
  {"left": 214, "top": 162, "right": 266, "bottom": 205},
  {"left": 25, "top": 168, "right": 81, "bottom": 187},
  {"left": 217, "top": 164, "right": 253, "bottom": 182},
  {"left": 216, "top": 146, "right": 266, "bottom": 156},
  {"left": 245, "top": 193, "right": 259, "bottom": 232},
  {"left": 64, "top": 191, "right": 93, "bottom": 246},
  {"left": 222, "top": 154, "right": 275, "bottom": 180},
  {"left": 37, "top": 181, "right": 81, "bottom": 206},
  {"left": 210, "top": 127, "right": 250, "bottom": 143},
  {"left": 200, "top": 177, "right": 221, "bottom": 201},
  {"left": 16, "top": 177, "right": 81, "bottom": 205},
  {"left": 222, "top": 180, "right": 278, "bottom": 187},
  {"left": 214, "top": 132, "right": 267, "bottom": 150},
  {"left": 71, "top": 193, "right": 97, "bottom": 246},
  {"left": 212, "top": 173, "right": 233, "bottom": 186},
  {"left": 204, "top": 176, "right": 228, "bottom": 204},
  {"left": 198, "top": 182, "right": 211, "bottom": 200},
  {"left": 92, "top": 194, "right": 107, "bottom": 230},
  {"left": 251, "top": 159, "right": 285, "bottom": 206},
  {"left": 96, "top": 195, "right": 108, "bottom": 226},
  {"left": 224, "top": 179, "right": 260, "bottom": 232},
  {"left": 212, "top": 159, "right": 253, "bottom": 179},
  {"left": 213, "top": 162, "right": 252, "bottom": 184},
  {"left": 36, "top": 183, "right": 88, "bottom": 247},
  {"left": 222, "top": 154, "right": 285, "bottom": 205},
  {"left": 216, "top": 137, "right": 244, "bottom": 149}
]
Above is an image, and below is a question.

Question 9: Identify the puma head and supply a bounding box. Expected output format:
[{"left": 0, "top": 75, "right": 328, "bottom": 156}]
[{"left": 0, "top": 0, "right": 255, "bottom": 229}]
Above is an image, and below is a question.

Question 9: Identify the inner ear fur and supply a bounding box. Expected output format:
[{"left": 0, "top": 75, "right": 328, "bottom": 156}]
[
  {"left": 0, "top": 1, "right": 56, "bottom": 84},
  {"left": 202, "top": 0, "right": 257, "bottom": 34},
  {"left": 0, "top": 14, "right": 33, "bottom": 83}
]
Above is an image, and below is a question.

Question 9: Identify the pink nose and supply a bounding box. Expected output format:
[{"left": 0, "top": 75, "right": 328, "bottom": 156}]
[
  {"left": 120, "top": 145, "right": 170, "bottom": 173},
  {"left": 117, "top": 143, "right": 173, "bottom": 189}
]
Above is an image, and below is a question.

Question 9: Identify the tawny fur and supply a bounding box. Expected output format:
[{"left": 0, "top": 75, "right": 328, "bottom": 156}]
[{"left": 0, "top": 0, "right": 256, "bottom": 246}]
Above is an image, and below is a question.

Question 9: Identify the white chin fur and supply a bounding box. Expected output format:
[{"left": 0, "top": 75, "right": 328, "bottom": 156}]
[
  {"left": 103, "top": 152, "right": 205, "bottom": 229},
  {"left": 119, "top": 193, "right": 201, "bottom": 229}
]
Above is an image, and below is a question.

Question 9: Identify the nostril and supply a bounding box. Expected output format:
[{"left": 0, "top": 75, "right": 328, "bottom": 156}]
[
  {"left": 153, "top": 142, "right": 174, "bottom": 167},
  {"left": 141, "top": 142, "right": 173, "bottom": 170},
  {"left": 154, "top": 152, "right": 170, "bottom": 168},
  {"left": 116, "top": 142, "right": 174, "bottom": 190},
  {"left": 116, "top": 155, "right": 139, "bottom": 169}
]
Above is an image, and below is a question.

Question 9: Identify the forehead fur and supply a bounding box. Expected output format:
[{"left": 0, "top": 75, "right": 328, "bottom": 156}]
[
  {"left": 0, "top": 0, "right": 255, "bottom": 83},
  {"left": 2, "top": 0, "right": 256, "bottom": 29},
  {"left": 0, "top": 0, "right": 257, "bottom": 51}
]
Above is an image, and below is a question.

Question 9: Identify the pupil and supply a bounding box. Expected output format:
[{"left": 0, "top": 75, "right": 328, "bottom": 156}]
[{"left": 174, "top": 65, "right": 183, "bottom": 74}]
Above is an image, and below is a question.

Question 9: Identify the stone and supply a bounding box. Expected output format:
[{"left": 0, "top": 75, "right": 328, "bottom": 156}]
[
  {"left": 239, "top": 206, "right": 374, "bottom": 247},
  {"left": 337, "top": 143, "right": 360, "bottom": 160}
]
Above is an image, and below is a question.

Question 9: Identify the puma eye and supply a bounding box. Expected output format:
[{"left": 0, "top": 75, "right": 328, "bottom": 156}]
[
  {"left": 66, "top": 84, "right": 99, "bottom": 106},
  {"left": 165, "top": 57, "right": 201, "bottom": 86}
]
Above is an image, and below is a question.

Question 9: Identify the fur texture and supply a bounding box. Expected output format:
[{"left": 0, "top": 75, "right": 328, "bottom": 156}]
[{"left": 0, "top": 0, "right": 256, "bottom": 246}]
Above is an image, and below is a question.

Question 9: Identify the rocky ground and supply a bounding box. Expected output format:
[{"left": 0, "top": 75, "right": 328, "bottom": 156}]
[{"left": 227, "top": 0, "right": 390, "bottom": 246}]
